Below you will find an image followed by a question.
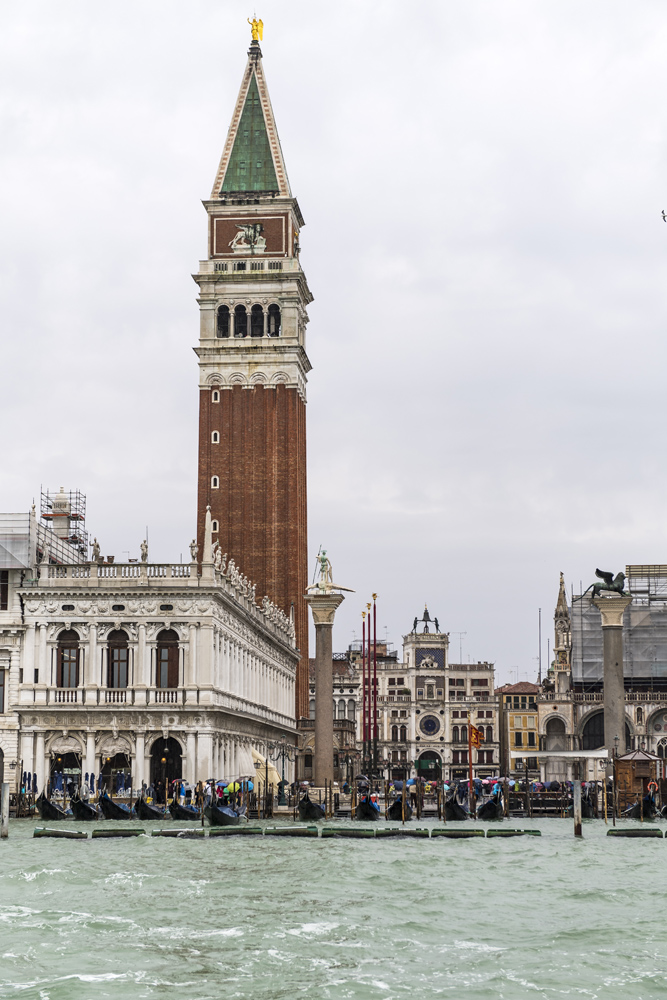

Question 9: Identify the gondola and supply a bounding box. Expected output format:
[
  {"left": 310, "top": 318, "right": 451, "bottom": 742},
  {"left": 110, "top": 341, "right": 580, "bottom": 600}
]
[
  {"left": 477, "top": 793, "right": 503, "bottom": 821},
  {"left": 70, "top": 795, "right": 99, "bottom": 821},
  {"left": 622, "top": 794, "right": 657, "bottom": 820},
  {"left": 134, "top": 796, "right": 166, "bottom": 820},
  {"left": 35, "top": 792, "right": 70, "bottom": 821},
  {"left": 169, "top": 800, "right": 201, "bottom": 821},
  {"left": 298, "top": 794, "right": 325, "bottom": 821},
  {"left": 97, "top": 791, "right": 134, "bottom": 820},
  {"left": 581, "top": 794, "right": 596, "bottom": 819},
  {"left": 204, "top": 802, "right": 241, "bottom": 826},
  {"left": 387, "top": 798, "right": 413, "bottom": 821},
  {"left": 355, "top": 795, "right": 381, "bottom": 821},
  {"left": 444, "top": 792, "right": 469, "bottom": 821}
]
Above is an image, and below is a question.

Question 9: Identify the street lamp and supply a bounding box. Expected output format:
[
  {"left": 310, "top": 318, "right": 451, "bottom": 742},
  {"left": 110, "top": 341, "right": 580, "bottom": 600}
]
[{"left": 270, "top": 734, "right": 296, "bottom": 806}]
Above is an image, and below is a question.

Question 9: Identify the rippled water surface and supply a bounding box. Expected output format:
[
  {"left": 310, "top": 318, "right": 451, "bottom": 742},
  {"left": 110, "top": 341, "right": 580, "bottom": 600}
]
[{"left": 1, "top": 817, "right": 666, "bottom": 999}]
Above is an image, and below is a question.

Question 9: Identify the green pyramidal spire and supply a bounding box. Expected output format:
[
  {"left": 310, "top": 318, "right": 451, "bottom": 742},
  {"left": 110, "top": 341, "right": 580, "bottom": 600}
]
[
  {"left": 221, "top": 75, "right": 278, "bottom": 194},
  {"left": 213, "top": 42, "right": 291, "bottom": 199}
]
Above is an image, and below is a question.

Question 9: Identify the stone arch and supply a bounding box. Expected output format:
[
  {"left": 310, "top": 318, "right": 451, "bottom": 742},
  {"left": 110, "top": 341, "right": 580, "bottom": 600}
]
[
  {"left": 271, "top": 371, "right": 288, "bottom": 386},
  {"left": 249, "top": 371, "right": 267, "bottom": 385},
  {"left": 417, "top": 749, "right": 441, "bottom": 780},
  {"left": 579, "top": 711, "right": 631, "bottom": 752},
  {"left": 545, "top": 716, "right": 567, "bottom": 752},
  {"left": 229, "top": 371, "right": 248, "bottom": 386}
]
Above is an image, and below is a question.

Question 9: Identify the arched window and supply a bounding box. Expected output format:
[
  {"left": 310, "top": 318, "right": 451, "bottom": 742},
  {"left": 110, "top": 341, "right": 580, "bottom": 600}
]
[
  {"left": 309, "top": 699, "right": 315, "bottom": 720},
  {"left": 157, "top": 629, "right": 179, "bottom": 689},
  {"left": 216, "top": 305, "right": 230, "bottom": 338},
  {"left": 211, "top": 476, "right": 219, "bottom": 489},
  {"left": 337, "top": 699, "right": 346, "bottom": 720},
  {"left": 460, "top": 725, "right": 468, "bottom": 744},
  {"left": 391, "top": 725, "right": 399, "bottom": 742},
  {"left": 212, "top": 390, "right": 220, "bottom": 403},
  {"left": 268, "top": 303, "right": 281, "bottom": 337},
  {"left": 658, "top": 739, "right": 667, "bottom": 759},
  {"left": 211, "top": 520, "right": 219, "bottom": 532},
  {"left": 582, "top": 712, "right": 631, "bottom": 752},
  {"left": 234, "top": 304, "right": 247, "bottom": 338},
  {"left": 211, "top": 431, "right": 219, "bottom": 444},
  {"left": 399, "top": 725, "right": 407, "bottom": 742},
  {"left": 347, "top": 699, "right": 355, "bottom": 722},
  {"left": 57, "top": 629, "right": 79, "bottom": 688},
  {"left": 250, "top": 304, "right": 264, "bottom": 338},
  {"left": 486, "top": 726, "right": 493, "bottom": 742},
  {"left": 452, "top": 725, "right": 459, "bottom": 743},
  {"left": 107, "top": 630, "right": 129, "bottom": 689}
]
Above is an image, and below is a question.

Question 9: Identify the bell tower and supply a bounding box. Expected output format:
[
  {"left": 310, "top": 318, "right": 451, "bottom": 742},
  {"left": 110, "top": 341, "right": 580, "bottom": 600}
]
[{"left": 194, "top": 34, "right": 312, "bottom": 719}]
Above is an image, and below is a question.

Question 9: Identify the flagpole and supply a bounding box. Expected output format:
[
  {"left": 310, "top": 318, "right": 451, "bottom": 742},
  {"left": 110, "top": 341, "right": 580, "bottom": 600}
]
[
  {"left": 366, "top": 602, "right": 372, "bottom": 777},
  {"left": 372, "top": 594, "right": 378, "bottom": 779},
  {"left": 362, "top": 612, "right": 367, "bottom": 772},
  {"left": 468, "top": 721, "right": 475, "bottom": 820}
]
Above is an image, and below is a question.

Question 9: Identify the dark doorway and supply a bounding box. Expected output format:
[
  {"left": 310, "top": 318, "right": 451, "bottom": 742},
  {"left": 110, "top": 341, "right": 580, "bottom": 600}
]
[
  {"left": 150, "top": 737, "right": 183, "bottom": 801},
  {"left": 49, "top": 750, "right": 81, "bottom": 796},
  {"left": 101, "top": 752, "right": 132, "bottom": 795},
  {"left": 582, "top": 712, "right": 631, "bottom": 752},
  {"left": 416, "top": 751, "right": 442, "bottom": 781}
]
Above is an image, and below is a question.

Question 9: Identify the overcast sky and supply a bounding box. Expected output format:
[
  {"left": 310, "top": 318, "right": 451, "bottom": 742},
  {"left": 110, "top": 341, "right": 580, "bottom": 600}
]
[{"left": 1, "top": 1, "right": 667, "bottom": 684}]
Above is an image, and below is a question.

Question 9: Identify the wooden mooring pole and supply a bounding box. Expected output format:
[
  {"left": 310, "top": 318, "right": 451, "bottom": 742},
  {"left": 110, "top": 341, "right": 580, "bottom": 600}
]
[
  {"left": 573, "top": 764, "right": 582, "bottom": 838},
  {"left": 1, "top": 782, "right": 9, "bottom": 838}
]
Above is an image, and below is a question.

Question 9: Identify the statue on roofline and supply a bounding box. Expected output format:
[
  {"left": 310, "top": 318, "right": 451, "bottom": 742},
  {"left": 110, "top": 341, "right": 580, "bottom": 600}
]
[
  {"left": 248, "top": 16, "right": 263, "bottom": 41},
  {"left": 584, "top": 568, "right": 628, "bottom": 599}
]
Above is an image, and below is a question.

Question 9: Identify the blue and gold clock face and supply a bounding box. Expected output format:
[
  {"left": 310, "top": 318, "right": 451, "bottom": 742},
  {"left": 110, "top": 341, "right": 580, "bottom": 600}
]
[{"left": 419, "top": 715, "right": 440, "bottom": 737}]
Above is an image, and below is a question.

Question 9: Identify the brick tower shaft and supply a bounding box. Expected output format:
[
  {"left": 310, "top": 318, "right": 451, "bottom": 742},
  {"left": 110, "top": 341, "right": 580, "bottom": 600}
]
[{"left": 194, "top": 38, "right": 312, "bottom": 720}]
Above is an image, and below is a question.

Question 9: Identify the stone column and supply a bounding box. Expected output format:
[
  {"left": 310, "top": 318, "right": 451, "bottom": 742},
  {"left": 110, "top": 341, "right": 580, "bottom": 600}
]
[
  {"left": 593, "top": 595, "right": 632, "bottom": 754},
  {"left": 35, "top": 731, "right": 46, "bottom": 792},
  {"left": 85, "top": 732, "right": 96, "bottom": 779},
  {"left": 186, "top": 732, "right": 196, "bottom": 784},
  {"left": 135, "top": 732, "right": 145, "bottom": 788},
  {"left": 304, "top": 591, "right": 345, "bottom": 788}
]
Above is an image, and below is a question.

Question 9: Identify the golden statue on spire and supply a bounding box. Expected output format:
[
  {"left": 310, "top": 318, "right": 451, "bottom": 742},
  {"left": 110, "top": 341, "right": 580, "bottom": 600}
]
[{"left": 248, "top": 16, "right": 263, "bottom": 41}]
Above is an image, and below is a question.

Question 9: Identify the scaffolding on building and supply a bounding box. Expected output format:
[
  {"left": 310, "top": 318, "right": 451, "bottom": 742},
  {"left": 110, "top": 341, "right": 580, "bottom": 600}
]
[
  {"left": 39, "top": 488, "right": 88, "bottom": 560},
  {"left": 571, "top": 565, "right": 667, "bottom": 690}
]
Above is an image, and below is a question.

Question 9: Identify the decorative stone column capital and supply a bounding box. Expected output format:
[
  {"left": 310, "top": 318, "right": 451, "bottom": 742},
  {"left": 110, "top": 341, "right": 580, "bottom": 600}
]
[
  {"left": 593, "top": 595, "right": 632, "bottom": 628},
  {"left": 304, "top": 591, "right": 345, "bottom": 625}
]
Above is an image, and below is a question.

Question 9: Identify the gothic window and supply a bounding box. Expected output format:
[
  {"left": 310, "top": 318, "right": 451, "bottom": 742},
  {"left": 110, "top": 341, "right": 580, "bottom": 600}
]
[
  {"left": 212, "top": 390, "right": 220, "bottom": 403},
  {"left": 211, "top": 431, "right": 219, "bottom": 444},
  {"left": 57, "top": 629, "right": 79, "bottom": 688},
  {"left": 250, "top": 304, "right": 264, "bottom": 338},
  {"left": 216, "top": 305, "right": 230, "bottom": 338},
  {"left": 309, "top": 699, "right": 315, "bottom": 720},
  {"left": 391, "top": 725, "right": 399, "bottom": 742},
  {"left": 399, "top": 725, "right": 407, "bottom": 742},
  {"left": 107, "top": 630, "right": 129, "bottom": 689},
  {"left": 347, "top": 699, "right": 355, "bottom": 722},
  {"left": 452, "top": 725, "right": 459, "bottom": 743},
  {"left": 0, "top": 570, "right": 7, "bottom": 610},
  {"left": 486, "top": 726, "right": 493, "bottom": 742},
  {"left": 268, "top": 303, "right": 281, "bottom": 337},
  {"left": 211, "top": 476, "right": 219, "bottom": 489},
  {"left": 460, "top": 725, "right": 468, "bottom": 744},
  {"left": 234, "top": 304, "right": 248, "bottom": 338},
  {"left": 156, "top": 629, "right": 179, "bottom": 689},
  {"left": 212, "top": 520, "right": 219, "bottom": 532},
  {"left": 657, "top": 739, "right": 667, "bottom": 759}
]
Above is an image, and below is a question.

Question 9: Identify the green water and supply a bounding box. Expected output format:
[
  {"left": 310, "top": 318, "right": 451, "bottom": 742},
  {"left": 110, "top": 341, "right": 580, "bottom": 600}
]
[{"left": 1, "top": 817, "right": 666, "bottom": 999}]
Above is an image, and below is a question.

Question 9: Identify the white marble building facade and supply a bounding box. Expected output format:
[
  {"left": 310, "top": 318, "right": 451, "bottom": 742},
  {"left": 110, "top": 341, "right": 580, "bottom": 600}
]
[{"left": 0, "top": 508, "right": 298, "bottom": 793}]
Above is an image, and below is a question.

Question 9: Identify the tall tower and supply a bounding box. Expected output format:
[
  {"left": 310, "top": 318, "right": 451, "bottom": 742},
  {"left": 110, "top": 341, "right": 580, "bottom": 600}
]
[{"left": 194, "top": 35, "right": 312, "bottom": 719}]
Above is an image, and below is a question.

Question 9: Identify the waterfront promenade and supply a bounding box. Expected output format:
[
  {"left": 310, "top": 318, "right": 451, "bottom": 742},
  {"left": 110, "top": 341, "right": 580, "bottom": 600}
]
[{"left": 1, "top": 817, "right": 666, "bottom": 1000}]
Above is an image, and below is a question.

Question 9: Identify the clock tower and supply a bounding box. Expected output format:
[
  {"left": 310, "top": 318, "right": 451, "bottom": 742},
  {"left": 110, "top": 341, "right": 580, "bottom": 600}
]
[{"left": 194, "top": 36, "right": 313, "bottom": 720}]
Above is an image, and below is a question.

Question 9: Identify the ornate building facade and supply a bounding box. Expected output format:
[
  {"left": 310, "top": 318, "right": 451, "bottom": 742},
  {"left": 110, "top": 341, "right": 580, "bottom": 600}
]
[
  {"left": 538, "top": 567, "right": 667, "bottom": 781},
  {"left": 194, "top": 36, "right": 312, "bottom": 720},
  {"left": 0, "top": 503, "right": 298, "bottom": 792}
]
